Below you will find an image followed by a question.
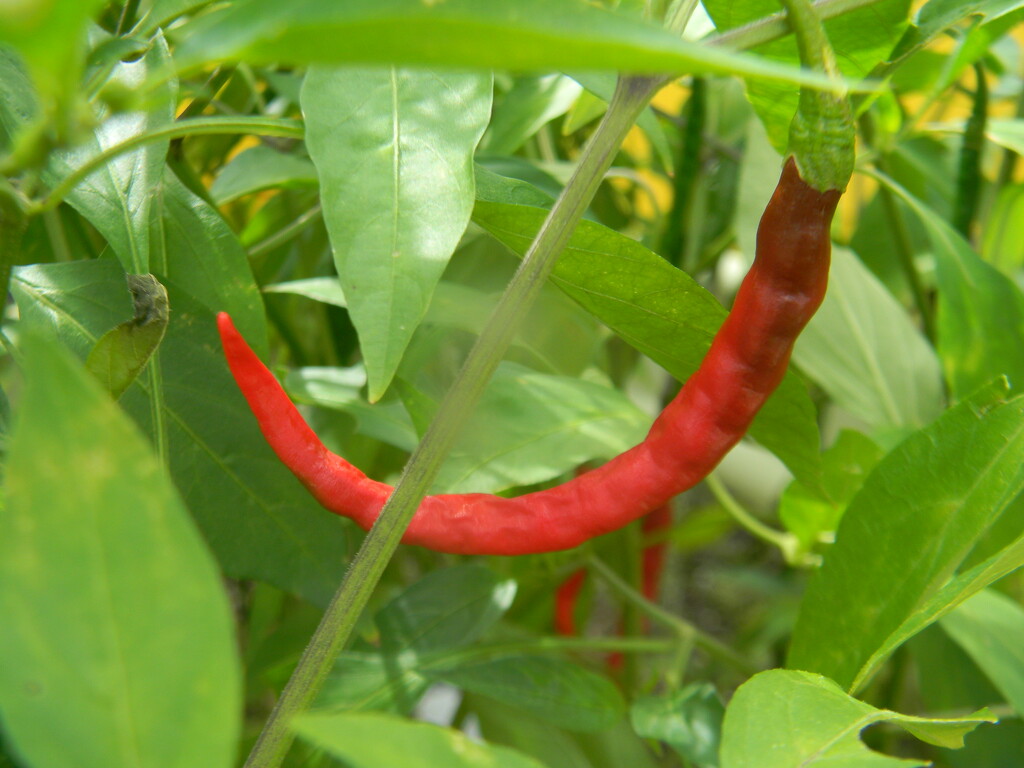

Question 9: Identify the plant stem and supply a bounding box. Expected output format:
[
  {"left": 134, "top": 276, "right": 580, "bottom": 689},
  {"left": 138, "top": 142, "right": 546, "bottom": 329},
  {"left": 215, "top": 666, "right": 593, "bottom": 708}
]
[
  {"left": 32, "top": 117, "right": 303, "bottom": 213},
  {"left": 116, "top": 0, "right": 142, "bottom": 36},
  {"left": 876, "top": 163, "right": 936, "bottom": 342},
  {"left": 248, "top": 204, "right": 323, "bottom": 258},
  {"left": 705, "top": 474, "right": 806, "bottom": 565},
  {"left": 589, "top": 556, "right": 757, "bottom": 676},
  {"left": 953, "top": 62, "right": 988, "bottom": 241},
  {"left": 241, "top": 75, "right": 660, "bottom": 768}
]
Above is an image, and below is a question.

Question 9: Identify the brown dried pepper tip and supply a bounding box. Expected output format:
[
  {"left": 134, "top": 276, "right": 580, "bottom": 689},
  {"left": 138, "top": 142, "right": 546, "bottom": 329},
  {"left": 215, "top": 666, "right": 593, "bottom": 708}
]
[{"left": 217, "top": 155, "right": 839, "bottom": 556}]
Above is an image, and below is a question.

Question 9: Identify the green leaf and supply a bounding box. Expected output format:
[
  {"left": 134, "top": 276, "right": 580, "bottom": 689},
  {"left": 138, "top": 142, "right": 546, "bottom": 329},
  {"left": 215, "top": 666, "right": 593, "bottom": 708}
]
[
  {"left": 569, "top": 72, "right": 673, "bottom": 172},
  {"left": 301, "top": 66, "right": 492, "bottom": 400},
  {"left": 317, "top": 652, "right": 429, "bottom": 716},
  {"left": 86, "top": 273, "right": 169, "bottom": 399},
  {"left": 981, "top": 182, "right": 1024, "bottom": 274},
  {"left": 911, "top": 625, "right": 1024, "bottom": 768},
  {"left": 630, "top": 683, "right": 725, "bottom": 767},
  {"left": 892, "top": 0, "right": 1024, "bottom": 62},
  {"left": 269, "top": 270, "right": 600, "bottom": 377},
  {"left": 0, "top": 46, "right": 36, "bottom": 153},
  {"left": 704, "top": 0, "right": 911, "bottom": 153},
  {"left": 852, "top": 527, "right": 1024, "bottom": 700},
  {"left": 484, "top": 74, "right": 582, "bottom": 156},
  {"left": 173, "top": 0, "right": 845, "bottom": 90},
  {"left": 779, "top": 430, "right": 885, "bottom": 553},
  {"left": 429, "top": 362, "right": 650, "bottom": 494},
  {"left": 986, "top": 118, "right": 1024, "bottom": 156},
  {"left": 471, "top": 696, "right": 597, "bottom": 768},
  {"left": 941, "top": 589, "right": 1024, "bottom": 717},
  {"left": 141, "top": 0, "right": 217, "bottom": 33},
  {"left": 44, "top": 34, "right": 176, "bottom": 274},
  {"left": 286, "top": 365, "right": 419, "bottom": 452},
  {"left": 472, "top": 169, "right": 823, "bottom": 488},
  {"left": 12, "top": 260, "right": 351, "bottom": 605},
  {"left": 210, "top": 144, "right": 318, "bottom": 205},
  {"left": 432, "top": 656, "right": 624, "bottom": 733},
  {"left": 151, "top": 168, "right": 269, "bottom": 356},
  {"left": 877, "top": 173, "right": 1024, "bottom": 399},
  {"left": 788, "top": 382, "right": 1024, "bottom": 691},
  {"left": 0, "top": 333, "right": 240, "bottom": 768},
  {"left": 376, "top": 565, "right": 516, "bottom": 655},
  {"left": 792, "top": 247, "right": 944, "bottom": 429},
  {"left": 719, "top": 669, "right": 994, "bottom": 768},
  {"left": 0, "top": 0, "right": 104, "bottom": 113},
  {"left": 295, "top": 711, "right": 547, "bottom": 768}
]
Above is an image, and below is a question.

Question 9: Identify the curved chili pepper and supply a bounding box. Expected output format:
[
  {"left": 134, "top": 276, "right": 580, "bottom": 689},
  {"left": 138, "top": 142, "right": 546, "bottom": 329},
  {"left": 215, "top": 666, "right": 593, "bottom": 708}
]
[
  {"left": 220, "top": 0, "right": 850, "bottom": 557},
  {"left": 217, "top": 155, "right": 841, "bottom": 555}
]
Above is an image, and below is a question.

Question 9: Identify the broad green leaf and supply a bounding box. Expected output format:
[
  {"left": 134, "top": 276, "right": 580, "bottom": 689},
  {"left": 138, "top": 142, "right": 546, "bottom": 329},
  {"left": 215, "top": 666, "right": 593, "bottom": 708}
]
[
  {"left": 429, "top": 362, "right": 650, "bottom": 494},
  {"left": 376, "top": 565, "right": 516, "bottom": 655},
  {"left": 12, "top": 260, "right": 351, "bottom": 605},
  {"left": 86, "top": 273, "right": 169, "bottom": 399},
  {"left": 317, "top": 652, "right": 429, "bottom": 716},
  {"left": 45, "top": 34, "right": 175, "bottom": 274},
  {"left": 788, "top": 382, "right": 1024, "bottom": 691},
  {"left": 432, "top": 656, "right": 624, "bottom": 733},
  {"left": 981, "top": 182, "right": 1024, "bottom": 274},
  {"left": 302, "top": 66, "right": 492, "bottom": 400},
  {"left": 174, "top": 0, "right": 846, "bottom": 90},
  {"left": 910, "top": 625, "right": 1024, "bottom": 768},
  {"left": 151, "top": 169, "right": 268, "bottom": 356},
  {"left": 877, "top": 173, "right": 1024, "bottom": 399},
  {"left": 267, "top": 273, "right": 600, "bottom": 377},
  {"left": 484, "top": 74, "right": 582, "bottom": 156},
  {"left": 779, "top": 430, "right": 885, "bottom": 553},
  {"left": 704, "top": 0, "right": 911, "bottom": 152},
  {"left": 852, "top": 529, "right": 1024, "bottom": 697},
  {"left": 472, "top": 169, "right": 823, "bottom": 488},
  {"left": 472, "top": 696, "right": 597, "bottom": 768},
  {"left": 986, "top": 118, "right": 1024, "bottom": 156},
  {"left": 0, "top": 47, "right": 36, "bottom": 152},
  {"left": 793, "top": 247, "right": 944, "bottom": 429},
  {"left": 264, "top": 276, "right": 347, "bottom": 307},
  {"left": 941, "top": 589, "right": 1024, "bottom": 717},
  {"left": 295, "top": 711, "right": 547, "bottom": 768},
  {"left": 0, "top": 0, "right": 104, "bottom": 112},
  {"left": 720, "top": 669, "right": 993, "bottom": 768},
  {"left": 0, "top": 334, "right": 240, "bottom": 768},
  {"left": 892, "top": 0, "right": 1024, "bottom": 62},
  {"left": 141, "top": 0, "right": 217, "bottom": 33},
  {"left": 286, "top": 365, "right": 419, "bottom": 452},
  {"left": 210, "top": 144, "right": 318, "bottom": 205},
  {"left": 630, "top": 683, "right": 725, "bottom": 767}
]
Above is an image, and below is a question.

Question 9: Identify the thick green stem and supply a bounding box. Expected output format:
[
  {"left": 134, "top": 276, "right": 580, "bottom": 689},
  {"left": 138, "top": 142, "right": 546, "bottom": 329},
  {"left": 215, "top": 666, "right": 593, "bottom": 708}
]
[
  {"left": 953, "top": 62, "right": 988, "bottom": 240},
  {"left": 116, "top": 0, "right": 142, "bottom": 35},
  {"left": 777, "top": 0, "right": 854, "bottom": 192},
  {"left": 661, "top": 77, "right": 705, "bottom": 269},
  {"left": 876, "top": 161, "right": 936, "bottom": 342},
  {"left": 241, "top": 75, "right": 660, "bottom": 768}
]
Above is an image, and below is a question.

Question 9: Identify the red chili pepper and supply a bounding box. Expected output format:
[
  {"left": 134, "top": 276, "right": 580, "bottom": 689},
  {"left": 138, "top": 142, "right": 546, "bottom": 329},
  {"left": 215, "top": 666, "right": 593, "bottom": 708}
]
[
  {"left": 217, "top": 157, "right": 841, "bottom": 556},
  {"left": 554, "top": 504, "right": 671, "bottom": 637}
]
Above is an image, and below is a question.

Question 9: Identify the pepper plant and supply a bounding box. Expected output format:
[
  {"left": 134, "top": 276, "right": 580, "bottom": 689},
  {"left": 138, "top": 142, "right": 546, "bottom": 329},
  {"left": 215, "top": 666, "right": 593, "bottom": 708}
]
[{"left": 1, "top": 1, "right": 1024, "bottom": 767}]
